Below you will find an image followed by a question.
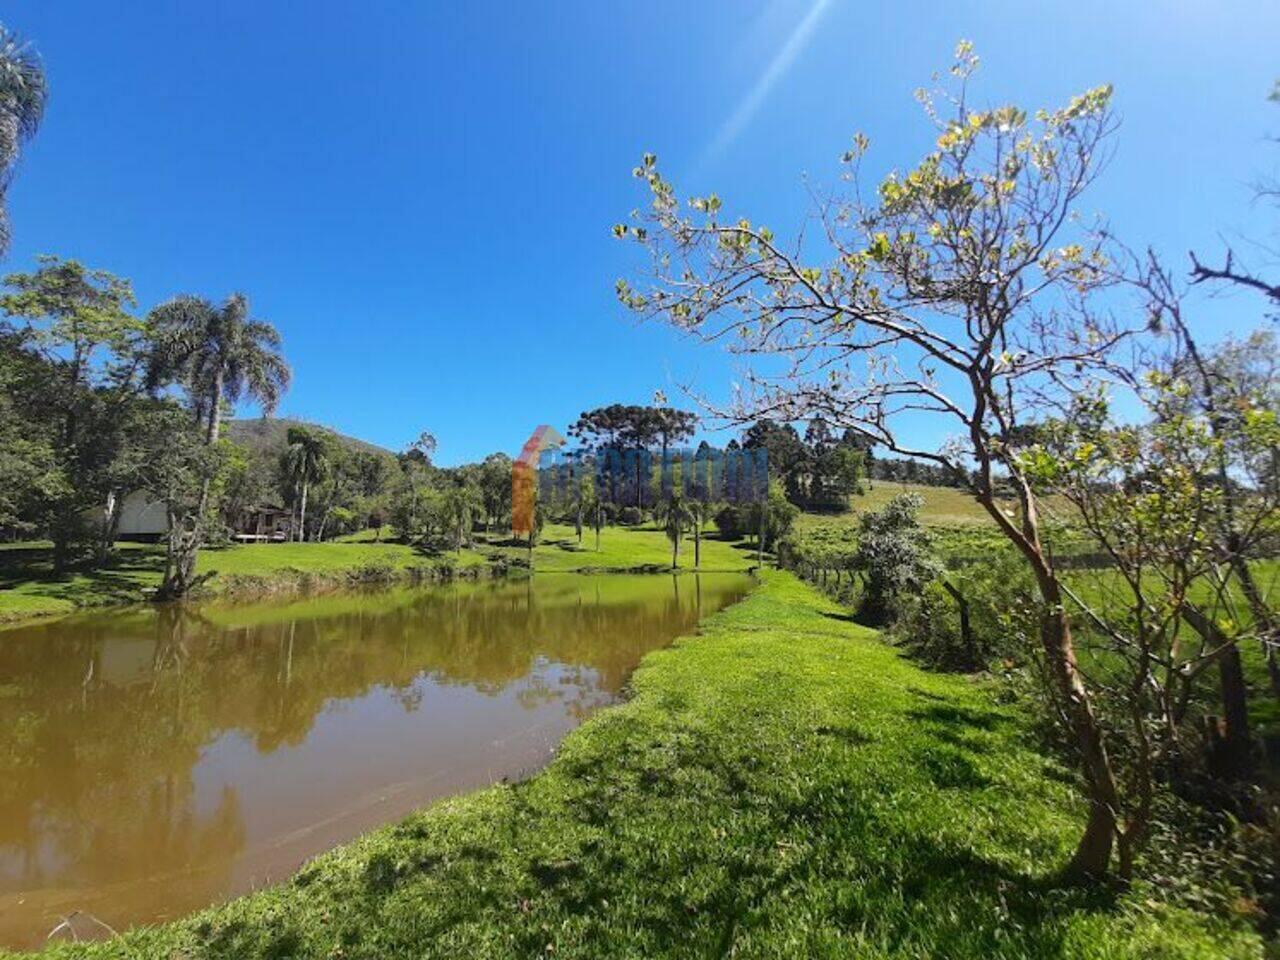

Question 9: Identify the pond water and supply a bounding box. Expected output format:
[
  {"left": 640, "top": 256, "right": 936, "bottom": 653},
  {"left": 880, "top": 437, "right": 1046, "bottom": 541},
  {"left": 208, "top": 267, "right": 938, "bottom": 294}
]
[{"left": 0, "top": 573, "right": 751, "bottom": 949}]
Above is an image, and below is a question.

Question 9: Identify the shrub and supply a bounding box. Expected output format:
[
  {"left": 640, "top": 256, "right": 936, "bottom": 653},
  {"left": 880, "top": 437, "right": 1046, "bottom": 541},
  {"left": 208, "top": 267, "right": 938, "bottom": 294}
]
[
  {"left": 850, "top": 493, "right": 936, "bottom": 625},
  {"left": 761, "top": 482, "right": 799, "bottom": 548},
  {"left": 618, "top": 505, "right": 644, "bottom": 526},
  {"left": 713, "top": 503, "right": 745, "bottom": 539},
  {"left": 891, "top": 547, "right": 1037, "bottom": 671}
]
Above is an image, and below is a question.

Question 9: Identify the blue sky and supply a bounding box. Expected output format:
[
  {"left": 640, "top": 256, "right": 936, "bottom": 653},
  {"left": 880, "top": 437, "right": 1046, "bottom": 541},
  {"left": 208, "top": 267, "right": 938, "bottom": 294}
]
[{"left": 5, "top": 1, "right": 1278, "bottom": 464}]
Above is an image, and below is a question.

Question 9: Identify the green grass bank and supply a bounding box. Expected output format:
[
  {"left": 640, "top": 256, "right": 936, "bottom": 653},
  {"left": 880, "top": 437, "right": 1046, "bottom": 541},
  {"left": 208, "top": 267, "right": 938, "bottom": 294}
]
[
  {"left": 0, "top": 523, "right": 756, "bottom": 626},
  {"left": 20, "top": 572, "right": 1261, "bottom": 959}
]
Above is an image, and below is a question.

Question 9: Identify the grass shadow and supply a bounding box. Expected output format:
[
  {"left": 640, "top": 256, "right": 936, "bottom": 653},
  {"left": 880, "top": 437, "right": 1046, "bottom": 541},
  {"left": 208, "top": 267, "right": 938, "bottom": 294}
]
[
  {"left": 0, "top": 545, "right": 166, "bottom": 607},
  {"left": 819, "top": 610, "right": 861, "bottom": 624},
  {"left": 908, "top": 703, "right": 1007, "bottom": 731}
]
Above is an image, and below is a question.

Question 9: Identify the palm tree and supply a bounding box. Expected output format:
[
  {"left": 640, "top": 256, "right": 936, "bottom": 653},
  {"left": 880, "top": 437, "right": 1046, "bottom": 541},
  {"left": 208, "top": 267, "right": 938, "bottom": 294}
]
[
  {"left": 147, "top": 293, "right": 290, "bottom": 445},
  {"left": 657, "top": 491, "right": 694, "bottom": 569},
  {"left": 571, "top": 459, "right": 595, "bottom": 545},
  {"left": 690, "top": 499, "right": 705, "bottom": 569},
  {"left": 145, "top": 293, "right": 289, "bottom": 597},
  {"left": 283, "top": 427, "right": 329, "bottom": 542},
  {"left": 0, "top": 25, "right": 46, "bottom": 258},
  {"left": 581, "top": 485, "right": 603, "bottom": 552}
]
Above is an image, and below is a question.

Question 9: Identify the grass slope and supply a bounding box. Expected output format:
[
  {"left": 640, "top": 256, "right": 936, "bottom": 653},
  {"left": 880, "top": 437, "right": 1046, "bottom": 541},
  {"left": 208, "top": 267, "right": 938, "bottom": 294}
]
[
  {"left": 799, "top": 482, "right": 1077, "bottom": 530},
  {"left": 24, "top": 573, "right": 1259, "bottom": 959},
  {"left": 853, "top": 481, "right": 996, "bottom": 525}
]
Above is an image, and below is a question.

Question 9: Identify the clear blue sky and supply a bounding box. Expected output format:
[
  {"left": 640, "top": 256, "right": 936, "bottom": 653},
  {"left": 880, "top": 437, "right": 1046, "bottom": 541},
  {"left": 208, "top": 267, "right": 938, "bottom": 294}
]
[{"left": 5, "top": 1, "right": 1278, "bottom": 464}]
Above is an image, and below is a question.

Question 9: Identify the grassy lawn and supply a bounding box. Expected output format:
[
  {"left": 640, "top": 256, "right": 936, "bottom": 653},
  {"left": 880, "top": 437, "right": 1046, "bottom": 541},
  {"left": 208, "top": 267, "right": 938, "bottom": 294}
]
[
  {"left": 506, "top": 522, "right": 757, "bottom": 573},
  {"left": 20, "top": 571, "right": 1259, "bottom": 959},
  {"left": 0, "top": 540, "right": 480, "bottom": 624},
  {"left": 201, "top": 540, "right": 488, "bottom": 576},
  {"left": 0, "top": 525, "right": 755, "bottom": 625},
  {"left": 0, "top": 542, "right": 163, "bottom": 622}
]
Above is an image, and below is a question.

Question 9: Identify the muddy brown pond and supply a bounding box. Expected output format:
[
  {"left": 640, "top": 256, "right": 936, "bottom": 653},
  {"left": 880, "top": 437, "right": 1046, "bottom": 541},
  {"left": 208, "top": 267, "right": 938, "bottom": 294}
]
[{"left": 0, "top": 573, "right": 751, "bottom": 949}]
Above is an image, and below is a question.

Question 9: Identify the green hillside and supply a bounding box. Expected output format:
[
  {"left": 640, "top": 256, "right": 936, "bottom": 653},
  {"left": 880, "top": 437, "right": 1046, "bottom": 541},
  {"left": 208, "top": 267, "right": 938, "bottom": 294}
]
[{"left": 226, "top": 417, "right": 395, "bottom": 460}]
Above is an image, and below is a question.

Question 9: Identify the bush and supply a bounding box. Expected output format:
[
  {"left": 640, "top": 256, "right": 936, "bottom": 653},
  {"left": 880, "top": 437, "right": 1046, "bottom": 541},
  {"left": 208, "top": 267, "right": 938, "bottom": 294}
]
[
  {"left": 891, "top": 547, "right": 1037, "bottom": 671},
  {"left": 713, "top": 503, "right": 745, "bottom": 539},
  {"left": 761, "top": 483, "right": 798, "bottom": 549},
  {"left": 850, "top": 494, "right": 936, "bottom": 625},
  {"left": 618, "top": 506, "right": 644, "bottom": 526}
]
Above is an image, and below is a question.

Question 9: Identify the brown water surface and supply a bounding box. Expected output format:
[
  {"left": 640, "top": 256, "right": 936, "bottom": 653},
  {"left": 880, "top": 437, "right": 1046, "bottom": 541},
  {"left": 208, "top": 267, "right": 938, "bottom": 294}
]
[{"left": 0, "top": 573, "right": 750, "bottom": 949}]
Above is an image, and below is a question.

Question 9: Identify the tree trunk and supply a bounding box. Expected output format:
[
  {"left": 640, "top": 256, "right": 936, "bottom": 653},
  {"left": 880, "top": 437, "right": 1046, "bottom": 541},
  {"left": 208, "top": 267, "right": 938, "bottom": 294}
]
[
  {"left": 95, "top": 489, "right": 124, "bottom": 567},
  {"left": 940, "top": 578, "right": 976, "bottom": 668},
  {"left": 1182, "top": 603, "right": 1253, "bottom": 777},
  {"left": 158, "top": 504, "right": 202, "bottom": 601},
  {"left": 980, "top": 489, "right": 1119, "bottom": 880},
  {"left": 52, "top": 533, "right": 70, "bottom": 575},
  {"left": 298, "top": 481, "right": 309, "bottom": 543},
  {"left": 1045, "top": 604, "right": 1119, "bottom": 880},
  {"left": 1215, "top": 644, "right": 1253, "bottom": 778},
  {"left": 1177, "top": 320, "right": 1279, "bottom": 699},
  {"left": 205, "top": 372, "right": 223, "bottom": 445},
  {"left": 158, "top": 372, "right": 222, "bottom": 599},
  {"left": 694, "top": 517, "right": 701, "bottom": 569}
]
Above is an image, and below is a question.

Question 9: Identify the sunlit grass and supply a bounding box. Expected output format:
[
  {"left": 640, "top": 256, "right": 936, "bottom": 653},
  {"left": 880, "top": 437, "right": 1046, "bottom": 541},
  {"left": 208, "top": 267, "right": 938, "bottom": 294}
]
[
  {"left": 20, "top": 572, "right": 1260, "bottom": 959},
  {"left": 0, "top": 524, "right": 756, "bottom": 624},
  {"left": 510, "top": 522, "right": 756, "bottom": 573}
]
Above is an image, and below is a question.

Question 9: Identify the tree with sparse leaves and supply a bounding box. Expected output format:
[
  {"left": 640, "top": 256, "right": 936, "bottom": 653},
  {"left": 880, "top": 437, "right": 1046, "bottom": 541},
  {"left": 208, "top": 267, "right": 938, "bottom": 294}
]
[{"left": 616, "top": 42, "right": 1137, "bottom": 879}]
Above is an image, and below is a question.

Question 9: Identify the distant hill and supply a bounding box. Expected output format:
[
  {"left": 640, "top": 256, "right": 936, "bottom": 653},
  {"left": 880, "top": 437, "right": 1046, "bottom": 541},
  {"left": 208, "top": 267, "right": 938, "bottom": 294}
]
[{"left": 226, "top": 418, "right": 395, "bottom": 460}]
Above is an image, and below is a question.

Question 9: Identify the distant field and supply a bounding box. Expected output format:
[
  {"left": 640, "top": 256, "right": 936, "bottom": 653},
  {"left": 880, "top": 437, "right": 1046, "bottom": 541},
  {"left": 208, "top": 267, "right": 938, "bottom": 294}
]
[
  {"left": 789, "top": 487, "right": 1280, "bottom": 736},
  {"left": 852, "top": 482, "right": 994, "bottom": 525},
  {"left": 793, "top": 484, "right": 994, "bottom": 554}
]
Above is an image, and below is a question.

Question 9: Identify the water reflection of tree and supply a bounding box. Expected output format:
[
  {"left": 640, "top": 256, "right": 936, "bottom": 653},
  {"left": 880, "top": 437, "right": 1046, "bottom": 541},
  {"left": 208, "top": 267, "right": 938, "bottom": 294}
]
[
  {"left": 0, "top": 605, "right": 248, "bottom": 905},
  {"left": 0, "top": 575, "right": 748, "bottom": 910}
]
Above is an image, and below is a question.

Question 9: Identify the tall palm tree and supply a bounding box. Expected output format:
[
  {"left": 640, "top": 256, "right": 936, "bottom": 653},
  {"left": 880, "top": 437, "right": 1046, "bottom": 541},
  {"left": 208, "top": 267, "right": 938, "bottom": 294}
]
[
  {"left": 282, "top": 427, "right": 328, "bottom": 542},
  {"left": 580, "top": 484, "right": 602, "bottom": 551},
  {"left": 657, "top": 491, "right": 694, "bottom": 570},
  {"left": 0, "top": 25, "right": 46, "bottom": 258},
  {"left": 690, "top": 498, "right": 705, "bottom": 569},
  {"left": 146, "top": 293, "right": 289, "bottom": 597},
  {"left": 147, "top": 293, "right": 290, "bottom": 445}
]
